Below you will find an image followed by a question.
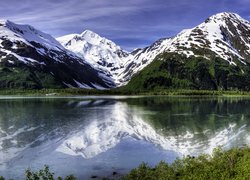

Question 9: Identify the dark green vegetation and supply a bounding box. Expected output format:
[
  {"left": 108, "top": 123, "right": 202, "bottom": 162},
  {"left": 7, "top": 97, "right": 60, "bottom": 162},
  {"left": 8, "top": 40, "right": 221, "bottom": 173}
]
[
  {"left": 0, "top": 64, "right": 63, "bottom": 89},
  {"left": 124, "top": 53, "right": 250, "bottom": 91},
  {"left": 124, "top": 147, "right": 250, "bottom": 180}
]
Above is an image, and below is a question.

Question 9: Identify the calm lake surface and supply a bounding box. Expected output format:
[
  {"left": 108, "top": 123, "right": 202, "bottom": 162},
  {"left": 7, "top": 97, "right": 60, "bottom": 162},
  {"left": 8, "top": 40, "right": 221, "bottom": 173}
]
[{"left": 0, "top": 96, "right": 250, "bottom": 179}]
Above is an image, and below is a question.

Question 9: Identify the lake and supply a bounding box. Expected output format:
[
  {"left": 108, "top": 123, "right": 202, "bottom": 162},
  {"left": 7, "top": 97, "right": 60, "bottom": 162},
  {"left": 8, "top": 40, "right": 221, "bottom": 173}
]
[{"left": 0, "top": 96, "right": 250, "bottom": 179}]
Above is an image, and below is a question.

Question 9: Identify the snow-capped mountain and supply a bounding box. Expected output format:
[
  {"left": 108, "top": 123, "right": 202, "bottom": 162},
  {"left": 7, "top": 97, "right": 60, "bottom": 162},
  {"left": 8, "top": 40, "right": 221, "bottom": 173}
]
[
  {"left": 57, "top": 30, "right": 130, "bottom": 85},
  {"left": 0, "top": 12, "right": 250, "bottom": 89},
  {"left": 0, "top": 20, "right": 114, "bottom": 89},
  {"left": 173, "top": 12, "right": 250, "bottom": 61},
  {"left": 119, "top": 12, "right": 250, "bottom": 84},
  {"left": 57, "top": 12, "right": 250, "bottom": 87}
]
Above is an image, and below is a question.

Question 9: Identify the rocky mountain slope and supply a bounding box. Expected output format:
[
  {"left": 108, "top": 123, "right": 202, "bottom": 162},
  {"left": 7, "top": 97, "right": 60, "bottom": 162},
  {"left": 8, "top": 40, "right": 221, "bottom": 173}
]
[
  {"left": 0, "top": 20, "right": 114, "bottom": 89},
  {"left": 120, "top": 12, "right": 250, "bottom": 85}
]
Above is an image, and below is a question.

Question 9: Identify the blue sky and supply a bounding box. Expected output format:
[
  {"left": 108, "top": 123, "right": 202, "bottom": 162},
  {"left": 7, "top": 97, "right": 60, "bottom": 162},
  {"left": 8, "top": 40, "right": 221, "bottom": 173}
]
[{"left": 1, "top": 0, "right": 250, "bottom": 51}]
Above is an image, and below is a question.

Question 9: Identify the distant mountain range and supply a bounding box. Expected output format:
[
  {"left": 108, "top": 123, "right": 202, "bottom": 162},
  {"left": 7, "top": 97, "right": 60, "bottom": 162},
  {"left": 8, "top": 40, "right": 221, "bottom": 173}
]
[{"left": 0, "top": 12, "right": 250, "bottom": 90}]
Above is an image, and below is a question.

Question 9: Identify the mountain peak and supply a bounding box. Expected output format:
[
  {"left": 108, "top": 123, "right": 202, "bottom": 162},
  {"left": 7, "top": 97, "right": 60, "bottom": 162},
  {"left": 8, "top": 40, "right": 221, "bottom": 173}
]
[
  {"left": 214, "top": 12, "right": 239, "bottom": 18},
  {"left": 81, "top": 29, "right": 100, "bottom": 39},
  {"left": 0, "top": 20, "right": 64, "bottom": 54},
  {"left": 0, "top": 20, "right": 24, "bottom": 30},
  {"left": 205, "top": 12, "right": 246, "bottom": 24},
  {"left": 0, "top": 19, "right": 9, "bottom": 25},
  {"left": 59, "top": 29, "right": 122, "bottom": 52},
  {"left": 79, "top": 29, "right": 120, "bottom": 50},
  {"left": 0, "top": 20, "right": 35, "bottom": 32},
  {"left": 167, "top": 11, "right": 250, "bottom": 62}
]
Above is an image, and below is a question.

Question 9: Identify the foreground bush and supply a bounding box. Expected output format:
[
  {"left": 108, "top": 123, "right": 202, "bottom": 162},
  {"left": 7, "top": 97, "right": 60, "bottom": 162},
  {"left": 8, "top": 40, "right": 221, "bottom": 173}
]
[
  {"left": 0, "top": 165, "right": 76, "bottom": 180},
  {"left": 26, "top": 166, "right": 76, "bottom": 180},
  {"left": 124, "top": 147, "right": 250, "bottom": 180}
]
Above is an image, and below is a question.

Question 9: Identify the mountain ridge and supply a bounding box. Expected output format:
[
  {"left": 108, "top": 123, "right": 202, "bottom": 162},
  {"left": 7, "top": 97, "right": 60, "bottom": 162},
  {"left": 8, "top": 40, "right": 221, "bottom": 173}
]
[
  {"left": 57, "top": 12, "right": 250, "bottom": 88},
  {"left": 0, "top": 12, "right": 250, "bottom": 90},
  {"left": 119, "top": 12, "right": 250, "bottom": 85}
]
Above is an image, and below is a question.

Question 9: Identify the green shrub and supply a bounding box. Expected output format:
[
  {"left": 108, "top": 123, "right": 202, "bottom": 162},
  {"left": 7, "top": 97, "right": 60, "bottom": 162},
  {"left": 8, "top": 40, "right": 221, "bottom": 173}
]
[
  {"left": 124, "top": 147, "right": 250, "bottom": 180},
  {"left": 25, "top": 165, "right": 76, "bottom": 180}
]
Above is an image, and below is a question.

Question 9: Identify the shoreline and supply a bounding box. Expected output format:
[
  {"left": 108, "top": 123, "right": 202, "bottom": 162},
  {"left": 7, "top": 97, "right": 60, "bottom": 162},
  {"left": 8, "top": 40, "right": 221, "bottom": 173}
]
[{"left": 0, "top": 89, "right": 250, "bottom": 97}]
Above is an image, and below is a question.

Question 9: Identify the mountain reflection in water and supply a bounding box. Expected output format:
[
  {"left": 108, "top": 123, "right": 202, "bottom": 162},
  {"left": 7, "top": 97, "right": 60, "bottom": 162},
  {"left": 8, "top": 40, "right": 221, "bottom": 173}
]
[{"left": 0, "top": 96, "right": 250, "bottom": 178}]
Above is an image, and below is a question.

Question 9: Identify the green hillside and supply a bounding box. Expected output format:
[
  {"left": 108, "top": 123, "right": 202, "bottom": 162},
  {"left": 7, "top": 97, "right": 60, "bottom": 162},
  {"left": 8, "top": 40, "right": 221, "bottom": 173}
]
[{"left": 123, "top": 52, "right": 250, "bottom": 91}]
